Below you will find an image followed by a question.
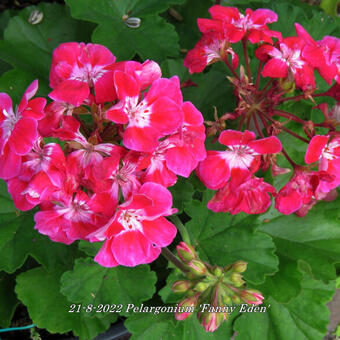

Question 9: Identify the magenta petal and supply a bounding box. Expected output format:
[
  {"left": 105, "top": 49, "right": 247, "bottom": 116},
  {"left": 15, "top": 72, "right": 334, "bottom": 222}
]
[
  {"left": 142, "top": 218, "right": 177, "bottom": 247},
  {"left": 262, "top": 59, "right": 288, "bottom": 78},
  {"left": 123, "top": 126, "right": 158, "bottom": 152},
  {"left": 106, "top": 105, "right": 129, "bottom": 124},
  {"left": 18, "top": 80, "right": 39, "bottom": 113},
  {"left": 249, "top": 136, "right": 282, "bottom": 154},
  {"left": 7, "top": 178, "right": 36, "bottom": 211},
  {"left": 146, "top": 77, "right": 183, "bottom": 105},
  {"left": 0, "top": 93, "right": 13, "bottom": 118},
  {"left": 166, "top": 146, "right": 196, "bottom": 178},
  {"left": 94, "top": 71, "right": 116, "bottom": 103},
  {"left": 114, "top": 71, "right": 140, "bottom": 100},
  {"left": 138, "top": 182, "right": 173, "bottom": 216},
  {"left": 196, "top": 151, "right": 230, "bottom": 190},
  {"left": 219, "top": 130, "right": 255, "bottom": 146},
  {"left": 94, "top": 239, "right": 119, "bottom": 267},
  {"left": 305, "top": 135, "right": 329, "bottom": 164},
  {"left": 209, "top": 5, "right": 240, "bottom": 21},
  {"left": 9, "top": 117, "right": 37, "bottom": 155},
  {"left": 112, "top": 230, "right": 161, "bottom": 266},
  {"left": 49, "top": 79, "right": 90, "bottom": 107},
  {"left": 0, "top": 146, "right": 21, "bottom": 180},
  {"left": 182, "top": 101, "right": 203, "bottom": 126}
]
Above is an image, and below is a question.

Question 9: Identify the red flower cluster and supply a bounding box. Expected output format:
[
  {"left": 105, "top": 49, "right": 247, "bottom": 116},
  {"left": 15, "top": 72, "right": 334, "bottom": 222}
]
[
  {"left": 0, "top": 42, "right": 206, "bottom": 267},
  {"left": 185, "top": 5, "right": 340, "bottom": 216}
]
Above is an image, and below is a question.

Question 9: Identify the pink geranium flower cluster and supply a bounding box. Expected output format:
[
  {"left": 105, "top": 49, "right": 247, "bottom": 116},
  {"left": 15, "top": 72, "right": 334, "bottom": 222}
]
[
  {"left": 185, "top": 5, "right": 340, "bottom": 216},
  {"left": 0, "top": 42, "right": 207, "bottom": 267}
]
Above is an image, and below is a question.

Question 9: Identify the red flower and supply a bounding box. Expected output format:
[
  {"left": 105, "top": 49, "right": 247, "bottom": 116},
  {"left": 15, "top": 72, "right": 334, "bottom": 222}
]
[
  {"left": 49, "top": 42, "right": 116, "bottom": 106},
  {"left": 92, "top": 183, "right": 177, "bottom": 267},
  {"left": 0, "top": 80, "right": 46, "bottom": 179},
  {"left": 208, "top": 175, "right": 276, "bottom": 214},
  {"left": 197, "top": 130, "right": 281, "bottom": 190}
]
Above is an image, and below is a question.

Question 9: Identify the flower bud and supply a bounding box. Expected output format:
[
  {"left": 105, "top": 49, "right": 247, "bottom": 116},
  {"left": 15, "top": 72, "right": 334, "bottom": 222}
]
[
  {"left": 212, "top": 266, "right": 223, "bottom": 277},
  {"left": 194, "top": 282, "right": 210, "bottom": 292},
  {"left": 172, "top": 280, "right": 193, "bottom": 293},
  {"left": 222, "top": 294, "right": 232, "bottom": 305},
  {"left": 188, "top": 259, "right": 207, "bottom": 276},
  {"left": 232, "top": 295, "right": 242, "bottom": 304},
  {"left": 232, "top": 261, "right": 248, "bottom": 273},
  {"left": 199, "top": 312, "right": 226, "bottom": 332},
  {"left": 175, "top": 293, "right": 200, "bottom": 321},
  {"left": 240, "top": 289, "right": 264, "bottom": 305},
  {"left": 177, "top": 242, "right": 197, "bottom": 262},
  {"left": 230, "top": 273, "right": 245, "bottom": 287}
]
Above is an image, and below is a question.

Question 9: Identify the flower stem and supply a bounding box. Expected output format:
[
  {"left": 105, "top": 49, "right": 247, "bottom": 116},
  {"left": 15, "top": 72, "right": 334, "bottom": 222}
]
[
  {"left": 242, "top": 38, "right": 252, "bottom": 81},
  {"left": 223, "top": 57, "right": 239, "bottom": 79},
  {"left": 281, "top": 148, "right": 298, "bottom": 168},
  {"left": 253, "top": 114, "right": 264, "bottom": 138},
  {"left": 169, "top": 215, "right": 191, "bottom": 244},
  {"left": 255, "top": 61, "right": 263, "bottom": 90},
  {"left": 260, "top": 112, "right": 310, "bottom": 143},
  {"left": 162, "top": 247, "right": 189, "bottom": 273},
  {"left": 273, "top": 109, "right": 306, "bottom": 124}
]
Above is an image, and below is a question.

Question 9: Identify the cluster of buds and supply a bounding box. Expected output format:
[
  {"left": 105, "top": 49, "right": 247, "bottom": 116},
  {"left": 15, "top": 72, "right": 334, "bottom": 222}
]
[{"left": 172, "top": 242, "right": 264, "bottom": 332}]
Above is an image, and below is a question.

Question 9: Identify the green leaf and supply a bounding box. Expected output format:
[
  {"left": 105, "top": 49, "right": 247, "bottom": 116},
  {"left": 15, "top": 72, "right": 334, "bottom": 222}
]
[
  {"left": 257, "top": 255, "right": 303, "bottom": 303},
  {"left": 158, "top": 268, "right": 185, "bottom": 304},
  {"left": 60, "top": 258, "right": 157, "bottom": 316},
  {"left": 184, "top": 191, "right": 279, "bottom": 284},
  {"left": 182, "top": 68, "right": 234, "bottom": 121},
  {"left": 336, "top": 277, "right": 340, "bottom": 289},
  {"left": 0, "top": 180, "right": 16, "bottom": 215},
  {"left": 259, "top": 197, "right": 340, "bottom": 282},
  {"left": 0, "top": 68, "right": 50, "bottom": 103},
  {"left": 170, "top": 177, "right": 194, "bottom": 213},
  {"left": 66, "top": 0, "right": 180, "bottom": 62},
  {"left": 0, "top": 271, "right": 18, "bottom": 327},
  {"left": 234, "top": 273, "right": 335, "bottom": 340},
  {"left": 320, "top": 0, "right": 340, "bottom": 16},
  {"left": 78, "top": 240, "right": 103, "bottom": 257},
  {"left": 0, "top": 3, "right": 94, "bottom": 85},
  {"left": 125, "top": 313, "right": 176, "bottom": 340},
  {"left": 125, "top": 311, "right": 238, "bottom": 340},
  {"left": 16, "top": 266, "right": 117, "bottom": 340},
  {"left": 0, "top": 211, "right": 81, "bottom": 273}
]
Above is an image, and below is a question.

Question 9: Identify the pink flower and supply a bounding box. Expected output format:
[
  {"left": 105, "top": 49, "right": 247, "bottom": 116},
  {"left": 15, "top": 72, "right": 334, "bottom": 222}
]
[
  {"left": 256, "top": 37, "right": 315, "bottom": 90},
  {"left": 92, "top": 182, "right": 177, "bottom": 267},
  {"left": 305, "top": 134, "right": 340, "bottom": 192},
  {"left": 275, "top": 169, "right": 333, "bottom": 216},
  {"left": 199, "top": 6, "right": 280, "bottom": 44},
  {"left": 0, "top": 80, "right": 46, "bottom": 179},
  {"left": 49, "top": 42, "right": 116, "bottom": 106},
  {"left": 317, "top": 36, "right": 340, "bottom": 85},
  {"left": 196, "top": 130, "right": 281, "bottom": 190},
  {"left": 165, "top": 102, "right": 207, "bottom": 177},
  {"left": 208, "top": 175, "right": 276, "bottom": 214},
  {"left": 184, "top": 32, "right": 238, "bottom": 74},
  {"left": 106, "top": 72, "right": 183, "bottom": 152},
  {"left": 34, "top": 190, "right": 105, "bottom": 244}
]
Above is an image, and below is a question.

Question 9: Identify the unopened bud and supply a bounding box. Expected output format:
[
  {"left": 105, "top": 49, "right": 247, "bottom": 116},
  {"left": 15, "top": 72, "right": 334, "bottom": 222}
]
[
  {"left": 240, "top": 289, "right": 264, "bottom": 305},
  {"left": 195, "top": 282, "right": 210, "bottom": 292},
  {"left": 232, "top": 295, "right": 242, "bottom": 304},
  {"left": 222, "top": 294, "right": 232, "bottom": 305},
  {"left": 175, "top": 293, "right": 200, "bottom": 321},
  {"left": 200, "top": 312, "right": 226, "bottom": 332},
  {"left": 172, "top": 280, "right": 193, "bottom": 293},
  {"left": 177, "top": 242, "right": 197, "bottom": 262},
  {"left": 232, "top": 261, "right": 248, "bottom": 273},
  {"left": 279, "top": 78, "right": 295, "bottom": 93},
  {"left": 188, "top": 260, "right": 207, "bottom": 276},
  {"left": 230, "top": 273, "right": 245, "bottom": 287},
  {"left": 212, "top": 266, "right": 223, "bottom": 277}
]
